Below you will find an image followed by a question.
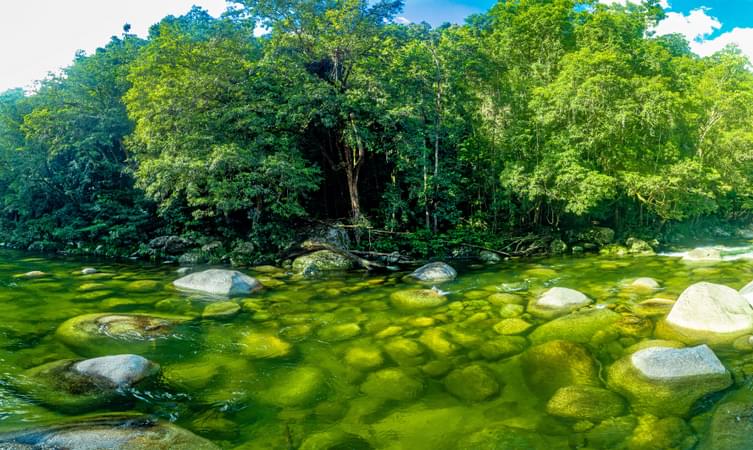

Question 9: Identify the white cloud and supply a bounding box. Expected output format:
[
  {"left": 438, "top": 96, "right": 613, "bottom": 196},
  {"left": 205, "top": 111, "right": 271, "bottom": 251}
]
[
  {"left": 654, "top": 8, "right": 721, "bottom": 41},
  {"left": 691, "top": 27, "right": 753, "bottom": 61},
  {"left": 0, "top": 0, "right": 228, "bottom": 92},
  {"left": 600, "top": 0, "right": 670, "bottom": 9},
  {"left": 652, "top": 8, "right": 753, "bottom": 63},
  {"left": 394, "top": 16, "right": 412, "bottom": 25}
]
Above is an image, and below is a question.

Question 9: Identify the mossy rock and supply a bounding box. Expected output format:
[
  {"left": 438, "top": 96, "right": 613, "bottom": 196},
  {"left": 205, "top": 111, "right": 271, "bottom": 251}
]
[
  {"left": 457, "top": 426, "right": 570, "bottom": 450},
  {"left": 190, "top": 410, "right": 238, "bottom": 441},
  {"left": 479, "top": 336, "right": 528, "bottom": 360},
  {"left": 493, "top": 318, "right": 533, "bottom": 335},
  {"left": 124, "top": 280, "right": 160, "bottom": 293},
  {"left": 699, "top": 399, "right": 753, "bottom": 450},
  {"left": 360, "top": 368, "right": 423, "bottom": 401},
  {"left": 632, "top": 298, "right": 675, "bottom": 317},
  {"left": 529, "top": 308, "right": 621, "bottom": 344},
  {"left": 585, "top": 416, "right": 638, "bottom": 449},
  {"left": 521, "top": 340, "right": 601, "bottom": 398},
  {"left": 256, "top": 366, "right": 326, "bottom": 408},
  {"left": 600, "top": 244, "right": 629, "bottom": 256},
  {"left": 55, "top": 313, "right": 190, "bottom": 357},
  {"left": 163, "top": 360, "right": 221, "bottom": 391},
  {"left": 345, "top": 347, "right": 384, "bottom": 371},
  {"left": 202, "top": 301, "right": 241, "bottom": 319},
  {"left": 606, "top": 345, "right": 732, "bottom": 416},
  {"left": 625, "top": 415, "right": 697, "bottom": 450},
  {"left": 546, "top": 386, "right": 625, "bottom": 421},
  {"left": 0, "top": 415, "right": 219, "bottom": 449},
  {"left": 299, "top": 431, "right": 373, "bottom": 450},
  {"left": 317, "top": 323, "right": 361, "bottom": 342},
  {"left": 443, "top": 364, "right": 500, "bottom": 402},
  {"left": 292, "top": 250, "right": 354, "bottom": 275},
  {"left": 13, "top": 356, "right": 158, "bottom": 413},
  {"left": 239, "top": 332, "right": 292, "bottom": 359},
  {"left": 390, "top": 289, "right": 447, "bottom": 309},
  {"left": 419, "top": 328, "right": 457, "bottom": 357},
  {"left": 384, "top": 338, "right": 425, "bottom": 366}
]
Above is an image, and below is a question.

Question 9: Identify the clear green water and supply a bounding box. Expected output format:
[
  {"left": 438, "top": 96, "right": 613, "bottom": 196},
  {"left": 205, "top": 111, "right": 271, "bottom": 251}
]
[{"left": 1, "top": 249, "right": 752, "bottom": 449}]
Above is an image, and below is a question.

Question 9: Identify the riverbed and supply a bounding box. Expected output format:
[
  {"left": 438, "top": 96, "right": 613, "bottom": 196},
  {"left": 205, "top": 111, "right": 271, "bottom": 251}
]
[{"left": 1, "top": 248, "right": 752, "bottom": 449}]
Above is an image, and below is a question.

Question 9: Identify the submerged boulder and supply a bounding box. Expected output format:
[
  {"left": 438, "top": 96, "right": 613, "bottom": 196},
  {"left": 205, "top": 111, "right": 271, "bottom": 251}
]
[
  {"left": 360, "top": 368, "right": 423, "bottom": 401},
  {"left": 292, "top": 250, "right": 354, "bottom": 276},
  {"left": 659, "top": 282, "right": 753, "bottom": 344},
  {"left": 528, "top": 287, "right": 592, "bottom": 319},
  {"left": 407, "top": 262, "right": 457, "bottom": 283},
  {"left": 390, "top": 289, "right": 447, "bottom": 309},
  {"left": 631, "top": 277, "right": 661, "bottom": 290},
  {"left": 0, "top": 415, "right": 218, "bottom": 449},
  {"left": 240, "top": 332, "right": 293, "bottom": 359},
  {"left": 173, "top": 269, "right": 262, "bottom": 297},
  {"left": 607, "top": 344, "right": 732, "bottom": 416},
  {"left": 56, "top": 313, "right": 189, "bottom": 357},
  {"left": 256, "top": 366, "right": 326, "bottom": 408},
  {"left": 700, "top": 400, "right": 753, "bottom": 450},
  {"left": 521, "top": 340, "right": 600, "bottom": 398},
  {"left": 13, "top": 355, "right": 158, "bottom": 411},
  {"left": 546, "top": 386, "right": 625, "bottom": 421},
  {"left": 529, "top": 308, "right": 621, "bottom": 344},
  {"left": 443, "top": 364, "right": 500, "bottom": 402}
]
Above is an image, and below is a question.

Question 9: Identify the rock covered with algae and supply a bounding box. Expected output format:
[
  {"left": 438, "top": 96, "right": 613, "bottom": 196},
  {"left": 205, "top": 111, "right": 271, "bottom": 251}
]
[
  {"left": 55, "top": 313, "right": 189, "bottom": 357},
  {"left": 0, "top": 415, "right": 219, "bottom": 449},
  {"left": 390, "top": 288, "right": 447, "bottom": 309},
  {"left": 607, "top": 344, "right": 732, "bottom": 416},
  {"left": 12, "top": 355, "right": 159, "bottom": 412}
]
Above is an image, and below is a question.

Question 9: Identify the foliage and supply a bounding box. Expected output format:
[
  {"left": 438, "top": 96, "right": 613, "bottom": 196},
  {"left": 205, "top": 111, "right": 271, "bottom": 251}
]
[{"left": 1, "top": 0, "right": 753, "bottom": 259}]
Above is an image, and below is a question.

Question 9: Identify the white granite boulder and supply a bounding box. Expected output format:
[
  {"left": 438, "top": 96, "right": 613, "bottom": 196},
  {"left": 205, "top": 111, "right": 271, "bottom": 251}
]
[
  {"left": 72, "top": 354, "right": 158, "bottom": 388},
  {"left": 528, "top": 287, "right": 592, "bottom": 319},
  {"left": 408, "top": 262, "right": 457, "bottom": 283},
  {"left": 173, "top": 269, "right": 262, "bottom": 296},
  {"left": 659, "top": 282, "right": 753, "bottom": 344},
  {"left": 607, "top": 344, "right": 732, "bottom": 416}
]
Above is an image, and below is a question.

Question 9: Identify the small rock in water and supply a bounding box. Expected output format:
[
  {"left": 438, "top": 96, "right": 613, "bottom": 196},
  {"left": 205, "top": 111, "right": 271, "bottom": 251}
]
[
  {"left": 18, "top": 270, "right": 47, "bottom": 278},
  {"left": 72, "top": 354, "right": 159, "bottom": 387},
  {"left": 444, "top": 365, "right": 500, "bottom": 402},
  {"left": 81, "top": 267, "right": 98, "bottom": 275},
  {"left": 528, "top": 287, "right": 592, "bottom": 319},
  {"left": 408, "top": 262, "right": 457, "bottom": 283},
  {"left": 240, "top": 332, "right": 292, "bottom": 359},
  {"left": 630, "top": 277, "right": 661, "bottom": 290},
  {"left": 360, "top": 368, "right": 423, "bottom": 401},
  {"left": 202, "top": 301, "right": 241, "bottom": 319},
  {"left": 546, "top": 386, "right": 626, "bottom": 421},
  {"left": 390, "top": 289, "right": 447, "bottom": 309},
  {"left": 345, "top": 347, "right": 384, "bottom": 370}
]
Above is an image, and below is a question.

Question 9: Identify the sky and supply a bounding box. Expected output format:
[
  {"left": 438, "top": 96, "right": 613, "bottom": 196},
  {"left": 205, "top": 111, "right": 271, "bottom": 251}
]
[{"left": 0, "top": 0, "right": 752, "bottom": 92}]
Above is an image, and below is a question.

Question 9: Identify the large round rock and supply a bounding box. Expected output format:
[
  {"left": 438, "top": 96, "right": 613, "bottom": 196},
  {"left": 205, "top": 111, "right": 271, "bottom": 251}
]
[
  {"left": 56, "top": 313, "right": 189, "bottom": 357},
  {"left": 658, "top": 282, "right": 753, "bottom": 344},
  {"left": 390, "top": 289, "right": 447, "bottom": 309},
  {"left": 0, "top": 415, "right": 218, "bottom": 449},
  {"left": 407, "top": 262, "right": 457, "bottom": 283},
  {"left": 174, "top": 269, "right": 262, "bottom": 297},
  {"left": 607, "top": 344, "right": 732, "bottom": 416},
  {"left": 13, "top": 355, "right": 159, "bottom": 412},
  {"left": 528, "top": 287, "right": 592, "bottom": 319}
]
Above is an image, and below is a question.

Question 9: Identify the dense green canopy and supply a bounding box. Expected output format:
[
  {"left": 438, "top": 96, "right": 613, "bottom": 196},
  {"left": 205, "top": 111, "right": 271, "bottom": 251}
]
[{"left": 1, "top": 0, "right": 752, "bottom": 260}]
